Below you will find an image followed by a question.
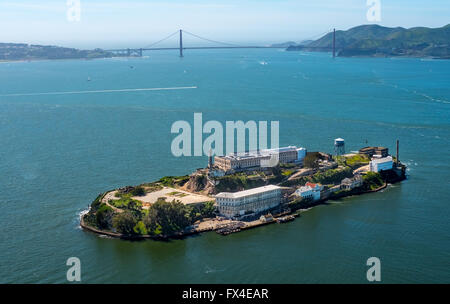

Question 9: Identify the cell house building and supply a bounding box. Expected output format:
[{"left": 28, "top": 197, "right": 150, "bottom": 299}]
[{"left": 214, "top": 146, "right": 306, "bottom": 173}]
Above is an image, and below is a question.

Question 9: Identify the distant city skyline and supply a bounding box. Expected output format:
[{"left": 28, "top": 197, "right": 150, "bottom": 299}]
[{"left": 0, "top": 0, "right": 449, "bottom": 49}]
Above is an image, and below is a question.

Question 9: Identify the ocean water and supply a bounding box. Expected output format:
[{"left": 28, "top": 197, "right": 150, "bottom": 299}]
[{"left": 0, "top": 49, "right": 449, "bottom": 283}]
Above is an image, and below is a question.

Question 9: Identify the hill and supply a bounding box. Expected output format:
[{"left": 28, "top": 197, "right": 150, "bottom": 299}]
[
  {"left": 0, "top": 43, "right": 116, "bottom": 61},
  {"left": 286, "top": 24, "right": 450, "bottom": 58}
]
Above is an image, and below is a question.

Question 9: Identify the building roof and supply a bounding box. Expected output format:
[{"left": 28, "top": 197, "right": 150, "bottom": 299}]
[
  {"left": 215, "top": 146, "right": 302, "bottom": 161},
  {"left": 215, "top": 185, "right": 281, "bottom": 199},
  {"left": 370, "top": 156, "right": 393, "bottom": 164},
  {"left": 305, "top": 182, "right": 320, "bottom": 188},
  {"left": 359, "top": 146, "right": 388, "bottom": 152}
]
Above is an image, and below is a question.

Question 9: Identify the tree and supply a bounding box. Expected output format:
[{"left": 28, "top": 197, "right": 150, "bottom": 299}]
[
  {"left": 133, "top": 221, "right": 148, "bottom": 235},
  {"left": 96, "top": 204, "right": 114, "bottom": 229},
  {"left": 112, "top": 211, "right": 137, "bottom": 235},
  {"left": 130, "top": 186, "right": 145, "bottom": 196},
  {"left": 303, "top": 152, "right": 321, "bottom": 169},
  {"left": 144, "top": 199, "right": 191, "bottom": 236}
]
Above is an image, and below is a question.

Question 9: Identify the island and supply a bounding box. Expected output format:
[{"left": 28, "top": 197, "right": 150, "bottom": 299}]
[
  {"left": 283, "top": 24, "right": 450, "bottom": 59},
  {"left": 81, "top": 140, "right": 407, "bottom": 240}
]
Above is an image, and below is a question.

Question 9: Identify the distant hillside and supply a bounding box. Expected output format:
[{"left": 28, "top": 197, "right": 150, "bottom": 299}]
[
  {"left": 286, "top": 24, "right": 450, "bottom": 59},
  {"left": 271, "top": 40, "right": 313, "bottom": 48},
  {"left": 0, "top": 43, "right": 115, "bottom": 61}
]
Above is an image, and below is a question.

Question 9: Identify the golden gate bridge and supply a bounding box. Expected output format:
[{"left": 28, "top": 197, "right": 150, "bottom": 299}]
[{"left": 106, "top": 29, "right": 337, "bottom": 58}]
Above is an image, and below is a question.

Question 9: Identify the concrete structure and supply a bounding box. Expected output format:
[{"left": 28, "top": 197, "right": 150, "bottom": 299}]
[
  {"left": 369, "top": 156, "right": 393, "bottom": 172},
  {"left": 341, "top": 175, "right": 363, "bottom": 190},
  {"left": 359, "top": 146, "right": 389, "bottom": 158},
  {"left": 295, "top": 182, "right": 323, "bottom": 201},
  {"left": 214, "top": 146, "right": 306, "bottom": 172},
  {"left": 215, "top": 185, "right": 282, "bottom": 218},
  {"left": 259, "top": 214, "right": 274, "bottom": 223}
]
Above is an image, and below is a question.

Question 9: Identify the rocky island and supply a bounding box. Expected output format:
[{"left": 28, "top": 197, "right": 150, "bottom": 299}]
[{"left": 81, "top": 141, "right": 407, "bottom": 240}]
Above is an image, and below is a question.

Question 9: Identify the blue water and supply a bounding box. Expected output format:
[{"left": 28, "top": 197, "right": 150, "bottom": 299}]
[{"left": 0, "top": 49, "right": 449, "bottom": 283}]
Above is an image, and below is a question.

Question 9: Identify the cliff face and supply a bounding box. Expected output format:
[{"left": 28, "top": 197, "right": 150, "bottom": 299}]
[{"left": 183, "top": 173, "right": 216, "bottom": 195}]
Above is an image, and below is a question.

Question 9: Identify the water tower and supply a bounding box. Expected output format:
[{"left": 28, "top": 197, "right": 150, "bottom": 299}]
[{"left": 334, "top": 138, "right": 345, "bottom": 156}]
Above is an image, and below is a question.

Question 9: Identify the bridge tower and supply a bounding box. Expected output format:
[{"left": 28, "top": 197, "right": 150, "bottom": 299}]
[
  {"left": 179, "top": 29, "right": 183, "bottom": 57},
  {"left": 332, "top": 28, "right": 336, "bottom": 58}
]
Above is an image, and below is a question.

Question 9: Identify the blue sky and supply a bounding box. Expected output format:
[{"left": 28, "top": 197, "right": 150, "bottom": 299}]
[{"left": 0, "top": 0, "right": 449, "bottom": 48}]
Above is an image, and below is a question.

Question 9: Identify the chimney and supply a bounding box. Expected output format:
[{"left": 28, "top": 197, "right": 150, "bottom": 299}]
[{"left": 396, "top": 140, "right": 399, "bottom": 166}]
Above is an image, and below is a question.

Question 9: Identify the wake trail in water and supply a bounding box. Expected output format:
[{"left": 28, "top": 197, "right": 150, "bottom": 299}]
[{"left": 0, "top": 86, "right": 198, "bottom": 97}]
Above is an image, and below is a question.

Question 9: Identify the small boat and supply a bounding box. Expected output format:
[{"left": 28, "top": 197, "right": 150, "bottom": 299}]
[{"left": 87, "top": 77, "right": 91, "bottom": 82}]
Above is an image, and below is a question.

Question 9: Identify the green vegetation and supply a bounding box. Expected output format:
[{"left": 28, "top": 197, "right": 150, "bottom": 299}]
[
  {"left": 133, "top": 221, "right": 148, "bottom": 235},
  {"left": 159, "top": 175, "right": 190, "bottom": 187},
  {"left": 130, "top": 186, "right": 145, "bottom": 196},
  {"left": 187, "top": 201, "right": 216, "bottom": 222},
  {"left": 143, "top": 199, "right": 191, "bottom": 236},
  {"left": 113, "top": 211, "right": 137, "bottom": 235},
  {"left": 310, "top": 166, "right": 353, "bottom": 184},
  {"left": 281, "top": 169, "right": 294, "bottom": 177},
  {"left": 96, "top": 203, "right": 114, "bottom": 229},
  {"left": 0, "top": 43, "right": 115, "bottom": 61},
  {"left": 109, "top": 197, "right": 142, "bottom": 209},
  {"left": 363, "top": 172, "right": 384, "bottom": 190},
  {"left": 303, "top": 152, "right": 322, "bottom": 169},
  {"left": 287, "top": 24, "right": 450, "bottom": 59},
  {"left": 280, "top": 166, "right": 353, "bottom": 187},
  {"left": 345, "top": 154, "right": 370, "bottom": 168},
  {"left": 215, "top": 173, "right": 266, "bottom": 192}
]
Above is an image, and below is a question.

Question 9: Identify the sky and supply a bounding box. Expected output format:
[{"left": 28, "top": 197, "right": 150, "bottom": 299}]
[{"left": 0, "top": 0, "right": 449, "bottom": 48}]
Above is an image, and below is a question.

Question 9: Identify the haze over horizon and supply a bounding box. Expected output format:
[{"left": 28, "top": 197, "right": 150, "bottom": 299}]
[{"left": 0, "top": 0, "right": 449, "bottom": 49}]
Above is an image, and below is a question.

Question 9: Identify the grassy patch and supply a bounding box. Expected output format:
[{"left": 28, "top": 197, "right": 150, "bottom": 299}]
[{"left": 345, "top": 154, "right": 370, "bottom": 168}]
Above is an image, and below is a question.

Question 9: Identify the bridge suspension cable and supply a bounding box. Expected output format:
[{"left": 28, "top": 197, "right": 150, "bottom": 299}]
[
  {"left": 142, "top": 30, "right": 180, "bottom": 49},
  {"left": 181, "top": 30, "right": 242, "bottom": 47},
  {"left": 300, "top": 29, "right": 333, "bottom": 42}
]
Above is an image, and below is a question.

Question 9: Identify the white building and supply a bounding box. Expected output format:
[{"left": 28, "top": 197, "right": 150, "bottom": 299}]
[
  {"left": 341, "top": 175, "right": 363, "bottom": 190},
  {"left": 214, "top": 146, "right": 307, "bottom": 172},
  {"left": 215, "top": 185, "right": 282, "bottom": 218},
  {"left": 295, "top": 182, "right": 323, "bottom": 201},
  {"left": 369, "top": 156, "right": 393, "bottom": 172}
]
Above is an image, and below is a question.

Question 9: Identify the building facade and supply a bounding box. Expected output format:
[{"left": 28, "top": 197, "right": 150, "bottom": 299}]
[
  {"left": 341, "top": 175, "right": 363, "bottom": 190},
  {"left": 214, "top": 146, "right": 306, "bottom": 172},
  {"left": 295, "top": 182, "right": 323, "bottom": 201},
  {"left": 369, "top": 156, "right": 393, "bottom": 172},
  {"left": 215, "top": 185, "right": 282, "bottom": 218},
  {"left": 359, "top": 146, "right": 389, "bottom": 158}
]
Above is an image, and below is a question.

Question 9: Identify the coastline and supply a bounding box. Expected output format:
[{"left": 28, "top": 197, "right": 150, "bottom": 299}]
[{"left": 80, "top": 178, "right": 396, "bottom": 240}]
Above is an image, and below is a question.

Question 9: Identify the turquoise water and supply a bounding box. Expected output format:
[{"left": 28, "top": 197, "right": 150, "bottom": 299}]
[{"left": 0, "top": 49, "right": 449, "bottom": 283}]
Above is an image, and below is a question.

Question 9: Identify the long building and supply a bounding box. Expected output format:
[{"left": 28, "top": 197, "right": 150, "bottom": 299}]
[
  {"left": 214, "top": 146, "right": 306, "bottom": 172},
  {"left": 215, "top": 185, "right": 282, "bottom": 218},
  {"left": 359, "top": 146, "right": 389, "bottom": 158}
]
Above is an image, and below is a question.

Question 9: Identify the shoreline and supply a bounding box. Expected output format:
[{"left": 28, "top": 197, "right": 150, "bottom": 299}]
[{"left": 80, "top": 179, "right": 395, "bottom": 240}]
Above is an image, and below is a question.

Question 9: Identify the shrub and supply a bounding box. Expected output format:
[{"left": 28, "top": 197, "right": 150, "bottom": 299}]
[
  {"left": 96, "top": 204, "right": 114, "bottom": 229},
  {"left": 112, "top": 211, "right": 138, "bottom": 235},
  {"left": 133, "top": 221, "right": 148, "bottom": 235},
  {"left": 144, "top": 199, "right": 191, "bottom": 236},
  {"left": 363, "top": 172, "right": 384, "bottom": 190},
  {"left": 130, "top": 186, "right": 145, "bottom": 196}
]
